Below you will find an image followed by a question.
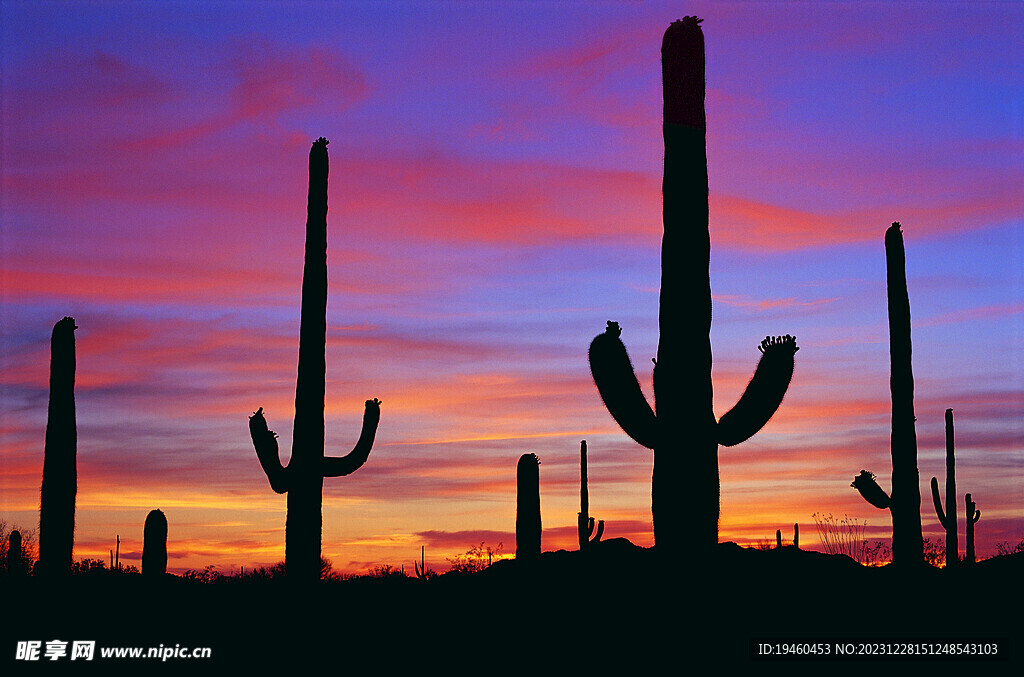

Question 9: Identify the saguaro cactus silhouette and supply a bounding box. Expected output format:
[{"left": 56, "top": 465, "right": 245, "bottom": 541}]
[
  {"left": 249, "top": 138, "right": 382, "bottom": 581},
  {"left": 852, "top": 222, "right": 924, "bottom": 565},
  {"left": 7, "top": 530, "right": 23, "bottom": 576},
  {"left": 930, "top": 408, "right": 958, "bottom": 567},
  {"left": 516, "top": 454, "right": 541, "bottom": 560},
  {"left": 964, "top": 493, "right": 980, "bottom": 565},
  {"left": 577, "top": 440, "right": 604, "bottom": 550},
  {"left": 588, "top": 17, "right": 797, "bottom": 555},
  {"left": 38, "top": 316, "right": 78, "bottom": 577},
  {"left": 143, "top": 509, "right": 167, "bottom": 577}
]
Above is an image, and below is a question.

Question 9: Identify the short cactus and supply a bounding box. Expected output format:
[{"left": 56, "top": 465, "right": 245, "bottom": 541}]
[
  {"left": 249, "top": 138, "right": 382, "bottom": 581},
  {"left": 516, "top": 454, "right": 541, "bottom": 560},
  {"left": 930, "top": 408, "right": 958, "bottom": 567},
  {"left": 143, "top": 509, "right": 167, "bottom": 577},
  {"left": 964, "top": 493, "right": 981, "bottom": 565},
  {"left": 852, "top": 223, "right": 924, "bottom": 566},
  {"left": 577, "top": 440, "right": 604, "bottom": 550},
  {"left": 589, "top": 18, "right": 797, "bottom": 557},
  {"left": 38, "top": 316, "right": 78, "bottom": 577},
  {"left": 7, "top": 530, "right": 23, "bottom": 576}
]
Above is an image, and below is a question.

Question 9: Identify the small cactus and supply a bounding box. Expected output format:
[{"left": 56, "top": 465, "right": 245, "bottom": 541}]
[
  {"left": 516, "top": 454, "right": 541, "bottom": 560},
  {"left": 964, "top": 493, "right": 981, "bottom": 565},
  {"left": 38, "top": 317, "right": 78, "bottom": 577},
  {"left": 577, "top": 440, "right": 604, "bottom": 550},
  {"left": 930, "top": 408, "right": 959, "bottom": 567},
  {"left": 414, "top": 545, "right": 436, "bottom": 580},
  {"left": 8, "top": 530, "right": 23, "bottom": 576},
  {"left": 143, "top": 509, "right": 168, "bottom": 577}
]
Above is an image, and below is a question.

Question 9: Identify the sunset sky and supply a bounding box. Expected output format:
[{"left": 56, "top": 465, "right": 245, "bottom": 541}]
[{"left": 2, "top": 1, "right": 1022, "bottom": 575}]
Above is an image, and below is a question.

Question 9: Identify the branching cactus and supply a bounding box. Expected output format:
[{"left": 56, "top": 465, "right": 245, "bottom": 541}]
[
  {"left": 930, "top": 408, "right": 958, "bottom": 567},
  {"left": 516, "top": 454, "right": 541, "bottom": 560},
  {"left": 851, "top": 223, "right": 924, "bottom": 566},
  {"left": 577, "top": 440, "right": 604, "bottom": 550},
  {"left": 965, "top": 493, "right": 980, "bottom": 565},
  {"left": 589, "top": 18, "right": 798, "bottom": 555},
  {"left": 143, "top": 509, "right": 167, "bottom": 577},
  {"left": 249, "top": 138, "right": 382, "bottom": 581},
  {"left": 38, "top": 316, "right": 78, "bottom": 577}
]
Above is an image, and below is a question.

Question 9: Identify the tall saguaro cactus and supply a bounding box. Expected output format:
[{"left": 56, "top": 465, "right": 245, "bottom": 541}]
[
  {"left": 577, "top": 440, "right": 604, "bottom": 550},
  {"left": 143, "top": 509, "right": 168, "bottom": 577},
  {"left": 588, "top": 17, "right": 797, "bottom": 556},
  {"left": 852, "top": 223, "right": 924, "bottom": 565},
  {"left": 516, "top": 454, "right": 541, "bottom": 560},
  {"left": 38, "top": 316, "right": 78, "bottom": 577},
  {"left": 249, "top": 138, "right": 382, "bottom": 581},
  {"left": 930, "top": 408, "right": 958, "bottom": 567}
]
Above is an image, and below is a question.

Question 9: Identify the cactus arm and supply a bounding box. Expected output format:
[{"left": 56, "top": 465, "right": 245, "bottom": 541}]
[
  {"left": 588, "top": 322, "right": 658, "bottom": 449},
  {"left": 852, "top": 470, "right": 892, "bottom": 509},
  {"left": 591, "top": 519, "right": 605, "bottom": 543},
  {"left": 930, "top": 476, "right": 949, "bottom": 528},
  {"left": 249, "top": 408, "right": 290, "bottom": 494},
  {"left": 322, "top": 399, "right": 382, "bottom": 477},
  {"left": 716, "top": 335, "right": 799, "bottom": 446}
]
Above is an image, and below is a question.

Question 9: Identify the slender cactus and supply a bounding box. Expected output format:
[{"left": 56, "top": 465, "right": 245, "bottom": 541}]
[
  {"left": 38, "top": 316, "right": 78, "bottom": 577},
  {"left": 143, "top": 509, "right": 167, "bottom": 577},
  {"left": 930, "top": 408, "right": 958, "bottom": 567},
  {"left": 516, "top": 454, "right": 541, "bottom": 560},
  {"left": 793, "top": 523, "right": 799, "bottom": 549},
  {"left": 776, "top": 529, "right": 782, "bottom": 549},
  {"left": 249, "top": 138, "right": 382, "bottom": 581},
  {"left": 851, "top": 223, "right": 924, "bottom": 566},
  {"left": 577, "top": 440, "right": 604, "bottom": 550},
  {"left": 964, "top": 493, "right": 980, "bottom": 565},
  {"left": 414, "top": 545, "right": 434, "bottom": 580},
  {"left": 588, "top": 17, "right": 797, "bottom": 557}
]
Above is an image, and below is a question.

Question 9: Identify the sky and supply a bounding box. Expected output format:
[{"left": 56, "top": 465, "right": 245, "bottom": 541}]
[{"left": 1, "top": 0, "right": 1022, "bottom": 575}]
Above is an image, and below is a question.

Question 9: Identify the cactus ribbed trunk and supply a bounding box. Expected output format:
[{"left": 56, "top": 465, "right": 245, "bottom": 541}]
[
  {"left": 885, "top": 224, "right": 924, "bottom": 566},
  {"left": 658, "top": 16, "right": 716, "bottom": 553},
  {"left": 143, "top": 509, "right": 168, "bottom": 577},
  {"left": 39, "top": 317, "right": 77, "bottom": 577},
  {"left": 516, "top": 454, "right": 541, "bottom": 560}
]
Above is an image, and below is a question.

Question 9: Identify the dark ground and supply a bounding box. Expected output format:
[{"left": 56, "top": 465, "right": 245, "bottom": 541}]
[{"left": 4, "top": 539, "right": 1021, "bottom": 670}]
